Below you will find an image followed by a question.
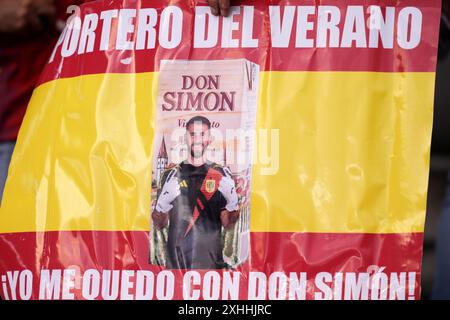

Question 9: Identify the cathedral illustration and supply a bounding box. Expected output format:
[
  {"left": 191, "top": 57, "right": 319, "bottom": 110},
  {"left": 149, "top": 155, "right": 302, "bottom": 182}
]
[{"left": 156, "top": 136, "right": 168, "bottom": 185}]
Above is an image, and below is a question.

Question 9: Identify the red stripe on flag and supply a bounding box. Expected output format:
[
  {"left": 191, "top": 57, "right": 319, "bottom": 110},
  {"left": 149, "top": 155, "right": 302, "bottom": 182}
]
[
  {"left": 0, "top": 231, "right": 423, "bottom": 299},
  {"left": 37, "top": 0, "right": 441, "bottom": 85}
]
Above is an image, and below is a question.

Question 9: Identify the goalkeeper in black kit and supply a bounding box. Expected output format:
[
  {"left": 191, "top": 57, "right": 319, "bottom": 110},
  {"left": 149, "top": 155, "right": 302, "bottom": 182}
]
[{"left": 152, "top": 116, "right": 240, "bottom": 270}]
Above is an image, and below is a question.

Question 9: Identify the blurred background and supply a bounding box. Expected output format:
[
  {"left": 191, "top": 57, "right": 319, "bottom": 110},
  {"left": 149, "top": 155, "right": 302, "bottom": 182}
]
[{"left": 422, "top": 1, "right": 450, "bottom": 300}]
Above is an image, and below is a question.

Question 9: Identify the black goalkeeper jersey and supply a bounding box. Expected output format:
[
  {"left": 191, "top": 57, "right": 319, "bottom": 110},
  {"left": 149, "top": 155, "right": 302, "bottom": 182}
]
[{"left": 158, "top": 161, "right": 228, "bottom": 269}]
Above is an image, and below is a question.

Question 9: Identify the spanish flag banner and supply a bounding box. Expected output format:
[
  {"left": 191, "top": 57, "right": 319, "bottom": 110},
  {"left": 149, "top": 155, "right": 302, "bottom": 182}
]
[{"left": 0, "top": 0, "right": 441, "bottom": 300}]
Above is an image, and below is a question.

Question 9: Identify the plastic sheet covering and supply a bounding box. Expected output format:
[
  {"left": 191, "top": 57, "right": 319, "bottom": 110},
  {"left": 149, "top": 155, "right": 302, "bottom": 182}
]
[{"left": 0, "top": 0, "right": 441, "bottom": 300}]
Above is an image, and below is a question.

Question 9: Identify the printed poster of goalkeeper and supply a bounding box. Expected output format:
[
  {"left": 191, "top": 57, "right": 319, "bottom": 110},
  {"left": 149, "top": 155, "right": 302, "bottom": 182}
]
[{"left": 149, "top": 59, "right": 259, "bottom": 270}]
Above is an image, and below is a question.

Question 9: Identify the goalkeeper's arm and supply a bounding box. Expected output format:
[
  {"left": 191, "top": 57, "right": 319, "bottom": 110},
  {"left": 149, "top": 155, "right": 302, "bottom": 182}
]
[
  {"left": 152, "top": 210, "right": 169, "bottom": 230},
  {"left": 151, "top": 169, "right": 180, "bottom": 230},
  {"left": 220, "top": 209, "right": 239, "bottom": 230}
]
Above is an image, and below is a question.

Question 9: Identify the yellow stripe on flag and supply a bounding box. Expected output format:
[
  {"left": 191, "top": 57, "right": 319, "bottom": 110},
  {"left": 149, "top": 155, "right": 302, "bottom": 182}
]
[{"left": 0, "top": 72, "right": 435, "bottom": 233}]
